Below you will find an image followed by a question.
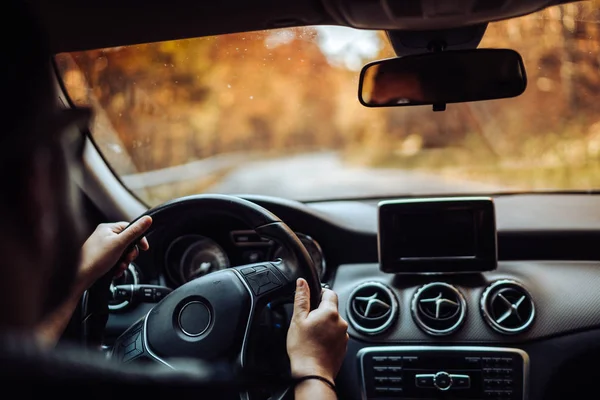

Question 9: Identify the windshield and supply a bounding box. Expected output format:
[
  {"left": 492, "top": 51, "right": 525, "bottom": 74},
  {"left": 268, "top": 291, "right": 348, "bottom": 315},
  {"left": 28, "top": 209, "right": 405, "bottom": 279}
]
[{"left": 56, "top": 3, "right": 600, "bottom": 204}]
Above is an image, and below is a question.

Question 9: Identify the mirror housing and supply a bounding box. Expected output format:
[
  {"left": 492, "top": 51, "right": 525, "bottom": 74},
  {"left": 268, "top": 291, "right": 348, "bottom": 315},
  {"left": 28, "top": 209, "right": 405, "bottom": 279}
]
[{"left": 358, "top": 49, "right": 527, "bottom": 110}]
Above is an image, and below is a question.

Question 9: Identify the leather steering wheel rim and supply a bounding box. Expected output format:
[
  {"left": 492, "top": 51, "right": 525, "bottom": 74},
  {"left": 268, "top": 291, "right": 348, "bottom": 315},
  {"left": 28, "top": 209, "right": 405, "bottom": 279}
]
[{"left": 84, "top": 194, "right": 321, "bottom": 366}]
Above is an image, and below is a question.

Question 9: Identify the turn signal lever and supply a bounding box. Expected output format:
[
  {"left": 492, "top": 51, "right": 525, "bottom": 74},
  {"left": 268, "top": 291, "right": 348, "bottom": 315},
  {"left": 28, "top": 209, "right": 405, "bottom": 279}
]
[{"left": 112, "top": 284, "right": 172, "bottom": 304}]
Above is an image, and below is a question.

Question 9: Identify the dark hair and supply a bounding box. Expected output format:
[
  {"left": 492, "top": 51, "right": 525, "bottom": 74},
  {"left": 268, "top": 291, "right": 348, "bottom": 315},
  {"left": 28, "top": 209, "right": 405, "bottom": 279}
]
[
  {"left": 3, "top": 1, "right": 55, "bottom": 135},
  {"left": 0, "top": 1, "right": 85, "bottom": 316},
  {"left": 0, "top": 1, "right": 56, "bottom": 231}
]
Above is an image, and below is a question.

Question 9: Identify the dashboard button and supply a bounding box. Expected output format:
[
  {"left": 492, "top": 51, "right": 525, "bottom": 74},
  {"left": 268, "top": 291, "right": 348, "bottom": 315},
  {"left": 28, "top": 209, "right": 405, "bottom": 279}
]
[
  {"left": 465, "top": 356, "right": 481, "bottom": 366},
  {"left": 268, "top": 271, "right": 281, "bottom": 284},
  {"left": 256, "top": 273, "right": 271, "bottom": 286},
  {"left": 372, "top": 356, "right": 389, "bottom": 363},
  {"left": 415, "top": 374, "right": 434, "bottom": 388},
  {"left": 451, "top": 374, "right": 471, "bottom": 389},
  {"left": 124, "top": 342, "right": 135, "bottom": 354},
  {"left": 403, "top": 356, "right": 419, "bottom": 366},
  {"left": 241, "top": 267, "right": 255, "bottom": 275},
  {"left": 502, "top": 357, "right": 513, "bottom": 366}
]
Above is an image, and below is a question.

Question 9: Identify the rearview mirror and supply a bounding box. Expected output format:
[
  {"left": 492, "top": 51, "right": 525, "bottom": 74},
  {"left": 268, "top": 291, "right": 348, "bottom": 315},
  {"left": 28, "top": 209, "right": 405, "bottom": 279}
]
[{"left": 359, "top": 49, "right": 527, "bottom": 109}]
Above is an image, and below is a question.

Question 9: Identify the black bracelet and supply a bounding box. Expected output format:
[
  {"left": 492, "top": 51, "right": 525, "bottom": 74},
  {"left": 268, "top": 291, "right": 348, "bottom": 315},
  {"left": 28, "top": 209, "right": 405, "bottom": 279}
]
[{"left": 295, "top": 375, "right": 336, "bottom": 393}]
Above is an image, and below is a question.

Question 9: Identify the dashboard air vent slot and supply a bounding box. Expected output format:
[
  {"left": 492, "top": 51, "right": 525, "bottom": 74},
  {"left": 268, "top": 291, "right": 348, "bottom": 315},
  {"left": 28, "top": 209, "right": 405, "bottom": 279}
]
[
  {"left": 347, "top": 282, "right": 398, "bottom": 335},
  {"left": 411, "top": 282, "right": 467, "bottom": 336},
  {"left": 481, "top": 280, "right": 535, "bottom": 335}
]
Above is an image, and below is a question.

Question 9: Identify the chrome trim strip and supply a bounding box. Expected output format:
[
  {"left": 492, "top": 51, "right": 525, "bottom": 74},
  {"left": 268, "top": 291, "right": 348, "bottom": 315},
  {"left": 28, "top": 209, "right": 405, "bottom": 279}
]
[
  {"left": 231, "top": 268, "right": 256, "bottom": 369},
  {"left": 411, "top": 282, "right": 467, "bottom": 336},
  {"left": 347, "top": 281, "right": 398, "bottom": 335},
  {"left": 357, "top": 346, "right": 530, "bottom": 400},
  {"left": 481, "top": 279, "right": 535, "bottom": 335},
  {"left": 231, "top": 269, "right": 258, "bottom": 400},
  {"left": 142, "top": 309, "right": 175, "bottom": 369}
]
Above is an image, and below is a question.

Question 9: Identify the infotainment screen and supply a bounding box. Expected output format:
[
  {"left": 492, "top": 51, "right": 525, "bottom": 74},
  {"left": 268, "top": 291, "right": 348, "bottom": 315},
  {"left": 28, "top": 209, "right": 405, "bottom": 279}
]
[{"left": 378, "top": 197, "right": 497, "bottom": 273}]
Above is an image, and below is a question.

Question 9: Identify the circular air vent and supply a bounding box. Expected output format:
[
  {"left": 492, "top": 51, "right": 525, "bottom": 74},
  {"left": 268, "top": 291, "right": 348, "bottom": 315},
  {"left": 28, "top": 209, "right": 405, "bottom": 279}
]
[
  {"left": 481, "top": 280, "right": 535, "bottom": 334},
  {"left": 347, "top": 282, "right": 398, "bottom": 335},
  {"left": 411, "top": 282, "right": 466, "bottom": 336}
]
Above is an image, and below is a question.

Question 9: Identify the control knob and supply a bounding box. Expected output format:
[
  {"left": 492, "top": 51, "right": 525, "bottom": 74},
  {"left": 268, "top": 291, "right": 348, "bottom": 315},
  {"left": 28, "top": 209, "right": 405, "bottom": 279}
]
[{"left": 433, "top": 371, "right": 453, "bottom": 391}]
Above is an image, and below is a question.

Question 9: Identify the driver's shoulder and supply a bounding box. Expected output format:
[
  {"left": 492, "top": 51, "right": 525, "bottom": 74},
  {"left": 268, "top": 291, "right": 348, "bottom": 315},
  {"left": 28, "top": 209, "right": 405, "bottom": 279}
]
[{"left": 0, "top": 332, "right": 238, "bottom": 399}]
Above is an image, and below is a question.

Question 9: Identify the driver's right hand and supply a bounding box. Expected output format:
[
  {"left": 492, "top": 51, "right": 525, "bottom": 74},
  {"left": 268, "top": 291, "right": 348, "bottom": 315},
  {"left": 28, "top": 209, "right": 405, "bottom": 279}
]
[{"left": 286, "top": 278, "right": 349, "bottom": 382}]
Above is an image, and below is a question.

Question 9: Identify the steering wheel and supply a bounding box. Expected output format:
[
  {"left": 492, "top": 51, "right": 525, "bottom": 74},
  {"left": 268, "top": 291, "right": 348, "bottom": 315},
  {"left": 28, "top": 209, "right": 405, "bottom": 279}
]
[{"left": 87, "top": 195, "right": 321, "bottom": 390}]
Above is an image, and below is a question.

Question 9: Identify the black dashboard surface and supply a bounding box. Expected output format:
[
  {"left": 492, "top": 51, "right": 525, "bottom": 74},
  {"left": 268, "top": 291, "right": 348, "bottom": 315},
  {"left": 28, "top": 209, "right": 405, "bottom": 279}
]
[
  {"left": 108, "top": 193, "right": 600, "bottom": 338},
  {"left": 334, "top": 261, "right": 600, "bottom": 343},
  {"left": 102, "top": 193, "right": 600, "bottom": 400}
]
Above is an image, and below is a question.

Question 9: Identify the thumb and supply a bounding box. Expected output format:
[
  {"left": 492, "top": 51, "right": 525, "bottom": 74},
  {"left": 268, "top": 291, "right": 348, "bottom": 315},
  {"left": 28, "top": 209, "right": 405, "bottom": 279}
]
[
  {"left": 292, "top": 278, "right": 310, "bottom": 321},
  {"left": 115, "top": 216, "right": 153, "bottom": 249}
]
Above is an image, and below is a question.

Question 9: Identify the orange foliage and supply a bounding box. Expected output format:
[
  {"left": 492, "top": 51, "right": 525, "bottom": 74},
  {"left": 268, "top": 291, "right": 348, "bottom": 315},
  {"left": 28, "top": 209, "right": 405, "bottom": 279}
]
[{"left": 55, "top": 2, "right": 600, "bottom": 201}]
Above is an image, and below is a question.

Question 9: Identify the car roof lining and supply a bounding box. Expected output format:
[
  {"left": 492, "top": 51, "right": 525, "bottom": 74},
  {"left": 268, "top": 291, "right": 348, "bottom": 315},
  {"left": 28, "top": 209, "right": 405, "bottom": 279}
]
[
  {"left": 27, "top": 0, "right": 577, "bottom": 53},
  {"left": 30, "top": 0, "right": 335, "bottom": 53}
]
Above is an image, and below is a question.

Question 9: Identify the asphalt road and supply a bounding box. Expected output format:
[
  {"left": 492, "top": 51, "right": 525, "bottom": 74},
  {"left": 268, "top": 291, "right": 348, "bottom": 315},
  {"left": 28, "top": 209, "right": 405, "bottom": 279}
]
[{"left": 208, "top": 152, "right": 506, "bottom": 200}]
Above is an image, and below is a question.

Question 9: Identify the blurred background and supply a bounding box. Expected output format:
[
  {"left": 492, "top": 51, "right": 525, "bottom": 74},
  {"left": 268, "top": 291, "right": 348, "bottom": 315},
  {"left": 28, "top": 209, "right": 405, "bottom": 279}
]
[{"left": 56, "top": 2, "right": 600, "bottom": 204}]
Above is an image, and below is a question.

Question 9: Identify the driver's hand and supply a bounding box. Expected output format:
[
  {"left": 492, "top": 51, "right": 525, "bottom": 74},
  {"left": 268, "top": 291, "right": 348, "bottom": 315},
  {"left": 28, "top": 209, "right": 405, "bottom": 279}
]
[
  {"left": 286, "top": 278, "right": 349, "bottom": 382},
  {"left": 77, "top": 216, "right": 153, "bottom": 290}
]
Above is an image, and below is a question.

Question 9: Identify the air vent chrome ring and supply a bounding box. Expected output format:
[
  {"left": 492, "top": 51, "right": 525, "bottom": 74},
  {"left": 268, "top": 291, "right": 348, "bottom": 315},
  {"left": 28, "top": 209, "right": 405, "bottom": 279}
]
[
  {"left": 481, "top": 280, "right": 535, "bottom": 335},
  {"left": 411, "top": 282, "right": 467, "bottom": 336},
  {"left": 347, "top": 281, "right": 398, "bottom": 335}
]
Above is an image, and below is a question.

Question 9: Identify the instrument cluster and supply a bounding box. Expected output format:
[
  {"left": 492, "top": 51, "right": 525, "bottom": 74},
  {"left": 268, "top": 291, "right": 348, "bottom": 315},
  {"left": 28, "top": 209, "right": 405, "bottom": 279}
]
[{"left": 164, "top": 230, "right": 326, "bottom": 286}]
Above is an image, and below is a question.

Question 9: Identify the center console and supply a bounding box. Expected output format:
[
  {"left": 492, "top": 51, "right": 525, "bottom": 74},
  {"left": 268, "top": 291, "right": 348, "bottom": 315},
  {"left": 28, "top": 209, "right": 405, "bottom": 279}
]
[{"left": 358, "top": 346, "right": 528, "bottom": 400}]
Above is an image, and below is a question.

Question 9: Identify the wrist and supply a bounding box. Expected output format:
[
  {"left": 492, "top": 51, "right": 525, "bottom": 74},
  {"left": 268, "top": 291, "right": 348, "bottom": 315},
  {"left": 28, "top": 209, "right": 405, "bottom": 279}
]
[
  {"left": 295, "top": 375, "right": 336, "bottom": 395},
  {"left": 74, "top": 265, "right": 95, "bottom": 295},
  {"left": 290, "top": 360, "right": 335, "bottom": 382}
]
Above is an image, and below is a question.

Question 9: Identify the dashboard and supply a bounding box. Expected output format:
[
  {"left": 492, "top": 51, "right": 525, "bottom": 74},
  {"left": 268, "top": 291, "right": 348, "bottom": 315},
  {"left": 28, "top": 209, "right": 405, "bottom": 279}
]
[{"left": 105, "top": 193, "right": 600, "bottom": 400}]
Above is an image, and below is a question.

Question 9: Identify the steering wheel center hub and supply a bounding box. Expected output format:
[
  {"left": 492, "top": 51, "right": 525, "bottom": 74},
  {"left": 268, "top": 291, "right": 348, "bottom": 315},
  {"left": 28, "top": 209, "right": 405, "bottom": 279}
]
[{"left": 178, "top": 301, "right": 212, "bottom": 337}]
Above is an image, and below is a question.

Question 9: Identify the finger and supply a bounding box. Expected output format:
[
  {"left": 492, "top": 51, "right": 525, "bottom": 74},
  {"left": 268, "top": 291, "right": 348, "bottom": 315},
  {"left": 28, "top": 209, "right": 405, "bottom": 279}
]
[
  {"left": 111, "top": 222, "right": 130, "bottom": 234},
  {"left": 124, "top": 245, "right": 139, "bottom": 263},
  {"left": 115, "top": 216, "right": 153, "bottom": 249},
  {"left": 292, "top": 278, "right": 310, "bottom": 320},
  {"left": 319, "top": 288, "right": 339, "bottom": 311},
  {"left": 114, "top": 262, "right": 128, "bottom": 278},
  {"left": 138, "top": 236, "right": 150, "bottom": 251}
]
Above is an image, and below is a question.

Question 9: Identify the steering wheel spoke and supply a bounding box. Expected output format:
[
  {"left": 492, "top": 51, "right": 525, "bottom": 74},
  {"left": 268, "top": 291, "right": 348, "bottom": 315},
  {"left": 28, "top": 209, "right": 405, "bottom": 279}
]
[{"left": 232, "top": 263, "right": 294, "bottom": 304}]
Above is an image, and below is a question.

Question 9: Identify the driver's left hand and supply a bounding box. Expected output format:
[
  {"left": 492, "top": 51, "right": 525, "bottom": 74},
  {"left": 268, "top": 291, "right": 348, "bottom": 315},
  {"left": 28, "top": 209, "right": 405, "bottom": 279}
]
[{"left": 77, "top": 216, "right": 153, "bottom": 290}]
